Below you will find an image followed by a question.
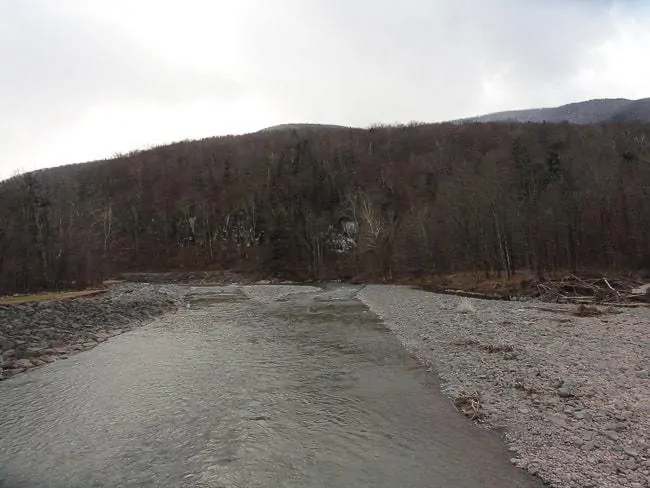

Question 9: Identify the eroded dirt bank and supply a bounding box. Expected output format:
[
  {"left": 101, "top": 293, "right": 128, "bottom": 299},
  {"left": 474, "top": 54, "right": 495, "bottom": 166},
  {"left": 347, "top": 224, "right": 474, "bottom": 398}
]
[{"left": 358, "top": 285, "right": 649, "bottom": 488}]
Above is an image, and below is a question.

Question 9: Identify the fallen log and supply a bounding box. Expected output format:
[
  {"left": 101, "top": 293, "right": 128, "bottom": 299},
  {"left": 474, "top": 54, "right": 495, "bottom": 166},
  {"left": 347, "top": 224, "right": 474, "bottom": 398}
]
[{"left": 417, "top": 286, "right": 511, "bottom": 301}]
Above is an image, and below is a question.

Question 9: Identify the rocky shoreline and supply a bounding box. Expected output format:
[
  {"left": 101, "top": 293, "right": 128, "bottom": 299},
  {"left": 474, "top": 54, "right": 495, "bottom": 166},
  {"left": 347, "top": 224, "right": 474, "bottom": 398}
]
[
  {"left": 0, "top": 283, "right": 187, "bottom": 380},
  {"left": 358, "top": 285, "right": 650, "bottom": 488},
  {"left": 2, "top": 279, "right": 647, "bottom": 487}
]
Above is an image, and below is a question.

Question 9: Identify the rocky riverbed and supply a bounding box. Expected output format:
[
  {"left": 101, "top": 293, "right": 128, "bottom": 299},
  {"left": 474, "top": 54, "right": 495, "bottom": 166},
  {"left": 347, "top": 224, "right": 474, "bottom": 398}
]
[
  {"left": 2, "top": 280, "right": 648, "bottom": 487},
  {"left": 0, "top": 283, "right": 186, "bottom": 380},
  {"left": 358, "top": 285, "right": 650, "bottom": 488}
]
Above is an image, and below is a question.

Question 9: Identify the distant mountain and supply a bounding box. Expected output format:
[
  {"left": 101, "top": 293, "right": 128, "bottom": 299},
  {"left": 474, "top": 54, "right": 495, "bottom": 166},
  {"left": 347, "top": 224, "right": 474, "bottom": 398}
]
[
  {"left": 258, "top": 123, "right": 350, "bottom": 133},
  {"left": 606, "top": 99, "right": 650, "bottom": 123},
  {"left": 457, "top": 98, "right": 650, "bottom": 124}
]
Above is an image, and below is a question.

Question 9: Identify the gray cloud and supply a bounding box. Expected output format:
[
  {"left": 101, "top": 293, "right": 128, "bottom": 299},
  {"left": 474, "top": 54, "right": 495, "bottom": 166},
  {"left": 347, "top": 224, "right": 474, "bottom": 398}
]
[
  {"left": 0, "top": 2, "right": 238, "bottom": 132},
  {"left": 233, "top": 0, "right": 622, "bottom": 125}
]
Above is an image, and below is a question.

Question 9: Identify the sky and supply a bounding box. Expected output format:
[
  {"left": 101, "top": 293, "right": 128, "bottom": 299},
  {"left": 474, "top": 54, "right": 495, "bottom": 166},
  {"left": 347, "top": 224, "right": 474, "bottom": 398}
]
[{"left": 1, "top": 0, "right": 650, "bottom": 180}]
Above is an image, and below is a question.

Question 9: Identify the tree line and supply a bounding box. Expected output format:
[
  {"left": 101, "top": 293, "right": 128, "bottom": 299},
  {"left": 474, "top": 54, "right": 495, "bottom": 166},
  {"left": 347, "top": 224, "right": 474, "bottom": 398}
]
[{"left": 1, "top": 122, "right": 649, "bottom": 294}]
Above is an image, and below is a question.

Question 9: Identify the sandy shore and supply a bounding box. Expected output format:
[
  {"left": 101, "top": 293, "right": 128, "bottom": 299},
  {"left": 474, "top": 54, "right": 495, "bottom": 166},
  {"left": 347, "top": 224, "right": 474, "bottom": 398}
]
[{"left": 358, "top": 285, "right": 649, "bottom": 488}]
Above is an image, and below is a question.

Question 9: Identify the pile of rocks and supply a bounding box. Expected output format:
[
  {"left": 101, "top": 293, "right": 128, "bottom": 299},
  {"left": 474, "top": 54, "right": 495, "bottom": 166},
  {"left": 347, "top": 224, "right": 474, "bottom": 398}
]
[
  {"left": 0, "top": 283, "right": 186, "bottom": 380},
  {"left": 358, "top": 285, "right": 650, "bottom": 488}
]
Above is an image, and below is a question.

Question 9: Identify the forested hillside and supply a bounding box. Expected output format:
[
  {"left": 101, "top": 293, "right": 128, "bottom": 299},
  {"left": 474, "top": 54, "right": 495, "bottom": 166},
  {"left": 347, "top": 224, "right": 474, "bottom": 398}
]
[{"left": 1, "top": 122, "right": 649, "bottom": 293}]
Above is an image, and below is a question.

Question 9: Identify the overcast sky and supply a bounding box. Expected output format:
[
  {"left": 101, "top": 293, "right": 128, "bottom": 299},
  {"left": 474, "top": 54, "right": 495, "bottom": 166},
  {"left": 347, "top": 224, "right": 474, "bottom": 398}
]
[{"left": 1, "top": 0, "right": 649, "bottom": 180}]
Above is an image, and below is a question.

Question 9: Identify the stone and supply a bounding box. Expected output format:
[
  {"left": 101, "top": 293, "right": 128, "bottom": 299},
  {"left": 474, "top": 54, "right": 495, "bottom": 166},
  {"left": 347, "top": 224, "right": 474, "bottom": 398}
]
[
  {"left": 3, "top": 368, "right": 25, "bottom": 377},
  {"left": 526, "top": 462, "right": 540, "bottom": 475},
  {"left": 604, "top": 431, "right": 619, "bottom": 441},
  {"left": 510, "top": 457, "right": 524, "bottom": 468},
  {"left": 557, "top": 377, "right": 573, "bottom": 397},
  {"left": 619, "top": 410, "right": 633, "bottom": 420},
  {"left": 2, "top": 349, "right": 16, "bottom": 359},
  {"left": 582, "top": 441, "right": 596, "bottom": 451},
  {"left": 624, "top": 447, "right": 639, "bottom": 458},
  {"left": 604, "top": 421, "right": 628, "bottom": 432},
  {"left": 546, "top": 397, "right": 559, "bottom": 406},
  {"left": 13, "top": 358, "right": 34, "bottom": 369},
  {"left": 547, "top": 414, "right": 569, "bottom": 429}
]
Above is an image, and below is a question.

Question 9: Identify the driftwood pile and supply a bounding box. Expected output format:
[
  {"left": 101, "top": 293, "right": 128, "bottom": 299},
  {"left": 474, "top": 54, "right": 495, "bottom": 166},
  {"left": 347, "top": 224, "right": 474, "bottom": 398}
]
[
  {"left": 420, "top": 273, "right": 650, "bottom": 305},
  {"left": 534, "top": 274, "right": 650, "bottom": 306}
]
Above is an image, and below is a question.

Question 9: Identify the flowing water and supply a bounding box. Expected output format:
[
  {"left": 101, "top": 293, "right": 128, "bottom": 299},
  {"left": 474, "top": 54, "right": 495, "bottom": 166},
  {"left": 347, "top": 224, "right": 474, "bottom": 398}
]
[{"left": 0, "top": 285, "right": 541, "bottom": 487}]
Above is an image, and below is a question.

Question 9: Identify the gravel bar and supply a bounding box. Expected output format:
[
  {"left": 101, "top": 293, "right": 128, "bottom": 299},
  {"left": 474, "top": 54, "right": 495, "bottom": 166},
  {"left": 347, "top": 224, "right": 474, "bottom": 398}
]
[
  {"left": 358, "top": 285, "right": 650, "bottom": 488},
  {"left": 0, "top": 283, "right": 187, "bottom": 380}
]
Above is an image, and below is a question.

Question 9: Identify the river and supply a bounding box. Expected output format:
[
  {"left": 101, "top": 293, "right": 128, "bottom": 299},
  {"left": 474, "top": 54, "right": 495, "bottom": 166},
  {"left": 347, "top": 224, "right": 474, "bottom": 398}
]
[{"left": 0, "top": 285, "right": 541, "bottom": 487}]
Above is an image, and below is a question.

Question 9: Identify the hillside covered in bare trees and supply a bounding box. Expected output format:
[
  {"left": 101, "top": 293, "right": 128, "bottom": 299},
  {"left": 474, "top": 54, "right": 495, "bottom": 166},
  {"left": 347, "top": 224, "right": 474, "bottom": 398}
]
[{"left": 1, "top": 122, "right": 649, "bottom": 294}]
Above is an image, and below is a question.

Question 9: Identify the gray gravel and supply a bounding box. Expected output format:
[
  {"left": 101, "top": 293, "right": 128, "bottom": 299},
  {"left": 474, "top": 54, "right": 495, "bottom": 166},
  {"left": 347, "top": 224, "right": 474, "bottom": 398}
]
[
  {"left": 0, "top": 283, "right": 187, "bottom": 380},
  {"left": 358, "top": 285, "right": 650, "bottom": 488},
  {"left": 2, "top": 280, "right": 647, "bottom": 487}
]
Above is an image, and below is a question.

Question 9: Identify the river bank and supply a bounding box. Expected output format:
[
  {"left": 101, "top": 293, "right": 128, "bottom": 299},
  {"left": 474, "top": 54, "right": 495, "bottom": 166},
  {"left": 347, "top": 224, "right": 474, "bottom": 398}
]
[
  {"left": 2, "top": 279, "right": 647, "bottom": 487},
  {"left": 0, "top": 283, "right": 186, "bottom": 380},
  {"left": 0, "top": 283, "right": 543, "bottom": 488},
  {"left": 358, "top": 285, "right": 650, "bottom": 488}
]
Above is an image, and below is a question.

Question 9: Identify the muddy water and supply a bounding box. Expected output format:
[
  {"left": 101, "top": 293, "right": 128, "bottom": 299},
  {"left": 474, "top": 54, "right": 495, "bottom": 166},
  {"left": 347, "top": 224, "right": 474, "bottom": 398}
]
[{"left": 0, "top": 285, "right": 541, "bottom": 487}]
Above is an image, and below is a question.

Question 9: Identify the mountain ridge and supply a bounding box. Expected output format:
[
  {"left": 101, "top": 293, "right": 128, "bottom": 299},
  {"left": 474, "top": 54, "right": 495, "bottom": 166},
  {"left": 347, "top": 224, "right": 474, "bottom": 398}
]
[
  {"left": 256, "top": 97, "right": 650, "bottom": 133},
  {"left": 456, "top": 97, "right": 650, "bottom": 124},
  {"left": 258, "top": 123, "right": 350, "bottom": 133}
]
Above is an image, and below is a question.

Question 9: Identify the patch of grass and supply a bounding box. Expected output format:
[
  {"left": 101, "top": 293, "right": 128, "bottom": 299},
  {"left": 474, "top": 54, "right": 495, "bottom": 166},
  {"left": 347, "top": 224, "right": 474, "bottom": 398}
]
[{"left": 0, "top": 289, "right": 106, "bottom": 305}]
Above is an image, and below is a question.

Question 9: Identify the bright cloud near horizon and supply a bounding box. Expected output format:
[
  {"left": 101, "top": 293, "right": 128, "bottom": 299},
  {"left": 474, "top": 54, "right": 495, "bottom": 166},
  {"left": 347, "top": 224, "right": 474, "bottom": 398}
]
[{"left": 1, "top": 0, "right": 649, "bottom": 180}]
